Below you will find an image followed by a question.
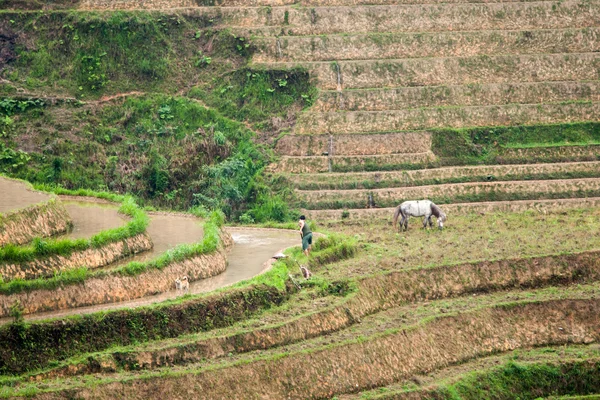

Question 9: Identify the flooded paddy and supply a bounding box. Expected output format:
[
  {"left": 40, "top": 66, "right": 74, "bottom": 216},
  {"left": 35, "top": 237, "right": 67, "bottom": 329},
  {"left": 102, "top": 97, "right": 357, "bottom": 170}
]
[
  {"left": 190, "top": 228, "right": 299, "bottom": 293},
  {"left": 110, "top": 214, "right": 205, "bottom": 267},
  {"left": 0, "top": 179, "right": 300, "bottom": 324},
  {"left": 60, "top": 200, "right": 127, "bottom": 239},
  {"left": 8, "top": 227, "right": 298, "bottom": 324}
]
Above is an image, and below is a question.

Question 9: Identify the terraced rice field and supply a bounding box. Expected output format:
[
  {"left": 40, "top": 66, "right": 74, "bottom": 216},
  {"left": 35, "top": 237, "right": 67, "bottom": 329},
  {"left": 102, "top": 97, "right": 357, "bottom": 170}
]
[{"left": 1, "top": 0, "right": 600, "bottom": 397}]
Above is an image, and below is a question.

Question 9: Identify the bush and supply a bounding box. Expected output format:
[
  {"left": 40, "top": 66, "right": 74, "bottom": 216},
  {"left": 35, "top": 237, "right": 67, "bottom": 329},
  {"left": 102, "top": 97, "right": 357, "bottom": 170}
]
[{"left": 248, "top": 194, "right": 291, "bottom": 223}]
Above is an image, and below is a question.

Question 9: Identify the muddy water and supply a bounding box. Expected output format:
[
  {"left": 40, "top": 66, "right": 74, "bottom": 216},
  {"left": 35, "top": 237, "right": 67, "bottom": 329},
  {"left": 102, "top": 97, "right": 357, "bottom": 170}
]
[
  {"left": 0, "top": 178, "right": 50, "bottom": 213},
  {"left": 190, "top": 228, "right": 299, "bottom": 293},
  {"left": 109, "top": 214, "right": 205, "bottom": 267},
  {"left": 60, "top": 200, "right": 127, "bottom": 239},
  {"left": 14, "top": 228, "right": 298, "bottom": 324}
]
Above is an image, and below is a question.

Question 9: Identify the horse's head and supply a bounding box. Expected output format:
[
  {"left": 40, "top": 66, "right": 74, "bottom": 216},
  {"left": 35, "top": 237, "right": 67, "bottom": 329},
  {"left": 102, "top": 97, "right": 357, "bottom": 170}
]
[{"left": 438, "top": 212, "right": 447, "bottom": 230}]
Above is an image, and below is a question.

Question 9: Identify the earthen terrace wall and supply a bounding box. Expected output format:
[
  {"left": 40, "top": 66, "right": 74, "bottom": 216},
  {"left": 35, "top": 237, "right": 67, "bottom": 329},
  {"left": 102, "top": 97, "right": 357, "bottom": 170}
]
[
  {"left": 0, "top": 233, "right": 153, "bottom": 281},
  {"left": 0, "top": 230, "right": 233, "bottom": 317},
  {"left": 0, "top": 199, "right": 72, "bottom": 246},
  {"left": 32, "top": 248, "right": 600, "bottom": 378},
  {"left": 36, "top": 298, "right": 600, "bottom": 399}
]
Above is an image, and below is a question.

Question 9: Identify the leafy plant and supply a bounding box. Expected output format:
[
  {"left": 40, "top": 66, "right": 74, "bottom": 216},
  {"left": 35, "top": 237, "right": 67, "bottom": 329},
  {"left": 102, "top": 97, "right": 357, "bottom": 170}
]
[
  {"left": 0, "top": 143, "right": 30, "bottom": 172},
  {"left": 8, "top": 300, "right": 24, "bottom": 325},
  {"left": 195, "top": 53, "right": 212, "bottom": 68},
  {"left": 79, "top": 53, "right": 108, "bottom": 91}
]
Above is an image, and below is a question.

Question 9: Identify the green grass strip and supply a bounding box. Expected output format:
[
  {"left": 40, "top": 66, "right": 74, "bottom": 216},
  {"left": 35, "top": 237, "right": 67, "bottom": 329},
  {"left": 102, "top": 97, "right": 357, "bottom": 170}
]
[{"left": 0, "top": 191, "right": 148, "bottom": 264}]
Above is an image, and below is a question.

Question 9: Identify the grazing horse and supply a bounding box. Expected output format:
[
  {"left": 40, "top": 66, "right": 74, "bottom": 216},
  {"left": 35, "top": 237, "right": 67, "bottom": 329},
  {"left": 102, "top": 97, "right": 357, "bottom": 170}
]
[{"left": 393, "top": 200, "right": 447, "bottom": 231}]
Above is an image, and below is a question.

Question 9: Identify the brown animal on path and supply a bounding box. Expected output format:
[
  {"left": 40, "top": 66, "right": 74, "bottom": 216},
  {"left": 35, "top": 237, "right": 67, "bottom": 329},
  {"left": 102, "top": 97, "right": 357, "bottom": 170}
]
[{"left": 175, "top": 276, "right": 189, "bottom": 293}]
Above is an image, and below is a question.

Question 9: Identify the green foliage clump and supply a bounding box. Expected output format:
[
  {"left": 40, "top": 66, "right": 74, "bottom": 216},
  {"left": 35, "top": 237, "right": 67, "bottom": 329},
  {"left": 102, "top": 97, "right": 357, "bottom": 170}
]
[
  {"left": 431, "top": 122, "right": 600, "bottom": 163},
  {"left": 440, "top": 361, "right": 600, "bottom": 399},
  {"left": 308, "top": 234, "right": 358, "bottom": 269},
  {"left": 0, "top": 142, "right": 30, "bottom": 173},
  {"left": 0, "top": 98, "right": 46, "bottom": 116},
  {"left": 188, "top": 68, "right": 317, "bottom": 127},
  {"left": 246, "top": 193, "right": 292, "bottom": 223}
]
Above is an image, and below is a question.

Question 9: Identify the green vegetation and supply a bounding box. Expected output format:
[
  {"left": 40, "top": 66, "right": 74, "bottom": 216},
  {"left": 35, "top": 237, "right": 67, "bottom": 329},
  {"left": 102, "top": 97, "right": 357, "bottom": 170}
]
[
  {"left": 0, "top": 12, "right": 232, "bottom": 96},
  {"left": 188, "top": 67, "right": 316, "bottom": 130},
  {"left": 437, "top": 361, "right": 600, "bottom": 400},
  {"left": 432, "top": 122, "right": 600, "bottom": 164},
  {"left": 0, "top": 11, "right": 315, "bottom": 221},
  {"left": 0, "top": 93, "right": 300, "bottom": 218}
]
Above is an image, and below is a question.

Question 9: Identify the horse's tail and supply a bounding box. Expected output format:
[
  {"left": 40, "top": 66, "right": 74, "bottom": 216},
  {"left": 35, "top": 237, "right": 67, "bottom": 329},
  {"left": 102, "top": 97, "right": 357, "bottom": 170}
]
[{"left": 393, "top": 204, "right": 403, "bottom": 229}]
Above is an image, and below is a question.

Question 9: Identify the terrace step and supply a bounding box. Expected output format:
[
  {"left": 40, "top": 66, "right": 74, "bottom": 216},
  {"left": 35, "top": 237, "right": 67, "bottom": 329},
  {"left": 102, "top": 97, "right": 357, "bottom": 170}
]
[
  {"left": 256, "top": 52, "right": 600, "bottom": 90},
  {"left": 337, "top": 345, "right": 600, "bottom": 400},
  {"left": 314, "top": 81, "right": 600, "bottom": 112},
  {"left": 230, "top": 1, "right": 599, "bottom": 36},
  {"left": 75, "top": 0, "right": 558, "bottom": 10},
  {"left": 296, "top": 177, "right": 600, "bottom": 209},
  {"left": 499, "top": 144, "right": 600, "bottom": 164},
  {"left": 24, "top": 284, "right": 600, "bottom": 382},
  {"left": 286, "top": 161, "right": 600, "bottom": 190},
  {"left": 269, "top": 152, "right": 436, "bottom": 173},
  {"left": 295, "top": 101, "right": 600, "bottom": 134},
  {"left": 20, "top": 297, "right": 600, "bottom": 398},
  {"left": 253, "top": 28, "right": 600, "bottom": 63},
  {"left": 303, "top": 196, "right": 600, "bottom": 220},
  {"left": 275, "top": 131, "right": 431, "bottom": 156},
  {"left": 272, "top": 145, "right": 600, "bottom": 174}
]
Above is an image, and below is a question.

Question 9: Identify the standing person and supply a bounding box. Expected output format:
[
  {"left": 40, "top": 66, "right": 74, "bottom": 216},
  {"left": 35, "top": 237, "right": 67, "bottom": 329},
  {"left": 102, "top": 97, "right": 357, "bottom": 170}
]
[{"left": 299, "top": 215, "right": 313, "bottom": 257}]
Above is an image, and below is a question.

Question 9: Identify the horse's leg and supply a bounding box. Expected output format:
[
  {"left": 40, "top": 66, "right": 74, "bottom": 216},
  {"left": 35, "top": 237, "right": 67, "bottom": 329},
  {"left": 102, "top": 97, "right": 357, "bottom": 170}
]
[
  {"left": 422, "top": 215, "right": 428, "bottom": 229},
  {"left": 402, "top": 215, "right": 408, "bottom": 231}
]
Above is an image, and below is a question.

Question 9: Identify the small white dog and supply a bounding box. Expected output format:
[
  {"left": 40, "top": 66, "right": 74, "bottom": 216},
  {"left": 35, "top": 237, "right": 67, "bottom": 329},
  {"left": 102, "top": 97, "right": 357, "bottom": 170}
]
[{"left": 175, "top": 276, "right": 189, "bottom": 293}]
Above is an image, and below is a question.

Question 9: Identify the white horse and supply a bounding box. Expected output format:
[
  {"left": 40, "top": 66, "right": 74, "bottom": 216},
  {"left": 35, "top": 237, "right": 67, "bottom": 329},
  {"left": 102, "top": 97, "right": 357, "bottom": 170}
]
[{"left": 393, "top": 200, "right": 447, "bottom": 231}]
